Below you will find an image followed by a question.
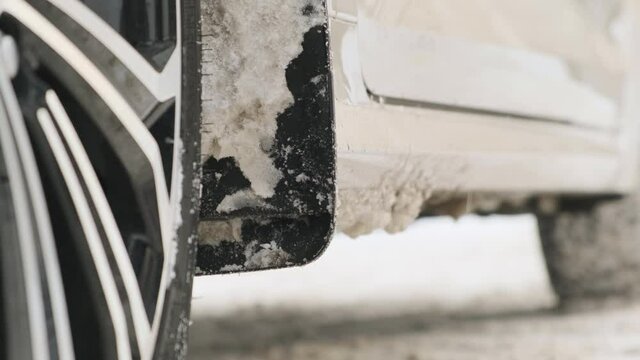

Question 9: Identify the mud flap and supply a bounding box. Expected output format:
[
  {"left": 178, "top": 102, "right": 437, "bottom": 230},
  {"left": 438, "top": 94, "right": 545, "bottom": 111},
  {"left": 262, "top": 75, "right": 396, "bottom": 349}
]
[{"left": 196, "top": 1, "right": 335, "bottom": 274}]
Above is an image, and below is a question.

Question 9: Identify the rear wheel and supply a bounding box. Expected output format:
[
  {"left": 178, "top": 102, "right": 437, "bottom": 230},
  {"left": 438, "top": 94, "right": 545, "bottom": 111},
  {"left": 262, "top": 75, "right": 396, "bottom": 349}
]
[
  {"left": 0, "top": 0, "right": 200, "bottom": 358},
  {"left": 537, "top": 196, "right": 640, "bottom": 306}
]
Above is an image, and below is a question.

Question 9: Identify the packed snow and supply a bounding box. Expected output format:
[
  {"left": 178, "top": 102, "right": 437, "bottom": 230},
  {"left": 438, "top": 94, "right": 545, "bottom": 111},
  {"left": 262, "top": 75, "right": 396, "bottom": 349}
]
[{"left": 200, "top": 0, "right": 326, "bottom": 200}]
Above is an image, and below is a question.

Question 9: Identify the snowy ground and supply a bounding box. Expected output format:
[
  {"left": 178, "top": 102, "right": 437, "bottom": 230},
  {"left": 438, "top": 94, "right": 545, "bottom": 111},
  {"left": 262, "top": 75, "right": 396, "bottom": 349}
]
[{"left": 188, "top": 215, "right": 640, "bottom": 359}]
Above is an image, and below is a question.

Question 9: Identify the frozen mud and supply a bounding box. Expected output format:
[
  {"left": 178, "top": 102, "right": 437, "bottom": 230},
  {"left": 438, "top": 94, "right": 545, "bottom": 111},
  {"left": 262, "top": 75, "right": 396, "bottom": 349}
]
[
  {"left": 334, "top": 153, "right": 535, "bottom": 238},
  {"left": 335, "top": 156, "right": 467, "bottom": 238},
  {"left": 334, "top": 157, "right": 442, "bottom": 238},
  {"left": 337, "top": 184, "right": 434, "bottom": 238}
]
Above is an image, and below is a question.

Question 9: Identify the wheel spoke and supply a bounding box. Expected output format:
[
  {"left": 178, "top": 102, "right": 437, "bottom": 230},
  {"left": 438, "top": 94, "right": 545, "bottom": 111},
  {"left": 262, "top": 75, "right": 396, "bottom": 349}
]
[
  {"left": 0, "top": 0, "right": 184, "bottom": 358},
  {"left": 45, "top": 90, "right": 152, "bottom": 351},
  {"left": 37, "top": 106, "right": 133, "bottom": 360}
]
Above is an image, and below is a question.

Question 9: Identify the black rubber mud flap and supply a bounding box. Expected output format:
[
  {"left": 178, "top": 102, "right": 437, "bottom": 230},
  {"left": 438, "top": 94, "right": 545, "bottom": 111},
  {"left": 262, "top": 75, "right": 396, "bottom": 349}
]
[{"left": 196, "top": 2, "right": 335, "bottom": 275}]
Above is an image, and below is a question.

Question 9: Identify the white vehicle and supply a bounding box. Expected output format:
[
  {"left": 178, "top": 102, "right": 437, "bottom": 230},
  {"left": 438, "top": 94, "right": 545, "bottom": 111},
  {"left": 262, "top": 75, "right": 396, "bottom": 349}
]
[
  {"left": 330, "top": 0, "right": 640, "bottom": 304},
  {"left": 1, "top": 0, "right": 639, "bottom": 359}
]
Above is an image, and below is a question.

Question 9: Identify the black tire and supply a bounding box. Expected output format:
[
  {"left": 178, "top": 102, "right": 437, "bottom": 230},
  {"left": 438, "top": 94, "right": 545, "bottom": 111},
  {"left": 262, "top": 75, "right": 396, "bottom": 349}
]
[
  {"left": 0, "top": 0, "right": 200, "bottom": 359},
  {"left": 537, "top": 196, "right": 640, "bottom": 306}
]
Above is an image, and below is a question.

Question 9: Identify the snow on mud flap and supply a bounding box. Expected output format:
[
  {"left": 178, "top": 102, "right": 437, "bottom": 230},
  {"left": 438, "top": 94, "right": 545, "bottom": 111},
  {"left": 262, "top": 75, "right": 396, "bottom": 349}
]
[{"left": 196, "top": 0, "right": 335, "bottom": 274}]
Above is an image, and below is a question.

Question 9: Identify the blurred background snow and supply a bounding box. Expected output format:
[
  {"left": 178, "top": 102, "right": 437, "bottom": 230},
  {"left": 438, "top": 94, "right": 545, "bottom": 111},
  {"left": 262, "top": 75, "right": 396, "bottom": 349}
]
[
  {"left": 191, "top": 214, "right": 556, "bottom": 318},
  {"left": 188, "top": 215, "right": 583, "bottom": 359}
]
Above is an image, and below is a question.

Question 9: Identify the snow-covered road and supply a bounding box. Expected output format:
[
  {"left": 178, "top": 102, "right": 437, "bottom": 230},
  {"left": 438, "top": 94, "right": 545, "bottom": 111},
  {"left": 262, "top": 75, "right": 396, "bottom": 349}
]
[
  {"left": 189, "top": 303, "right": 640, "bottom": 360},
  {"left": 188, "top": 215, "right": 639, "bottom": 359}
]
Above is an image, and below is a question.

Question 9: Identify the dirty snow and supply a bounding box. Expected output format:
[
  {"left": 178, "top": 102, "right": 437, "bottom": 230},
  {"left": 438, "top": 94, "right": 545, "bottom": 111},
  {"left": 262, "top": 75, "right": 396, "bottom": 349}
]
[
  {"left": 197, "top": 221, "right": 292, "bottom": 271},
  {"left": 335, "top": 157, "right": 460, "bottom": 238},
  {"left": 243, "top": 240, "right": 290, "bottom": 270},
  {"left": 337, "top": 184, "right": 432, "bottom": 238},
  {"left": 295, "top": 173, "right": 310, "bottom": 183},
  {"left": 334, "top": 154, "right": 534, "bottom": 238},
  {"left": 198, "top": 219, "right": 243, "bottom": 247},
  {"left": 200, "top": 0, "right": 326, "bottom": 201},
  {"left": 167, "top": 136, "right": 184, "bottom": 286},
  {"left": 190, "top": 303, "right": 640, "bottom": 360},
  {"left": 216, "top": 189, "right": 270, "bottom": 213}
]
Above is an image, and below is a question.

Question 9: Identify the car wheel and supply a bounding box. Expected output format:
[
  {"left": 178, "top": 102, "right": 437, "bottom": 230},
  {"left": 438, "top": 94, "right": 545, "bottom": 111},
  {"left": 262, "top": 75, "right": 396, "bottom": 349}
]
[
  {"left": 537, "top": 196, "right": 640, "bottom": 307},
  {"left": 0, "top": 0, "right": 200, "bottom": 359}
]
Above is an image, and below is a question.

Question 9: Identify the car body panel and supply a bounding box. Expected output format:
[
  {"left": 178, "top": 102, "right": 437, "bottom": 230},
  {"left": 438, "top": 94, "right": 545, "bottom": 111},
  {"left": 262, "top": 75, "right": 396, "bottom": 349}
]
[{"left": 330, "top": 0, "right": 640, "bottom": 197}]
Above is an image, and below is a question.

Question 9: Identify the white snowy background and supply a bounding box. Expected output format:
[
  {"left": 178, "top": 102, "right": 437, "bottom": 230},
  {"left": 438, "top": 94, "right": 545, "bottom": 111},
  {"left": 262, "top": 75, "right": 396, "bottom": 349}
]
[
  {"left": 192, "top": 215, "right": 556, "bottom": 318},
  {"left": 189, "top": 216, "right": 640, "bottom": 359}
]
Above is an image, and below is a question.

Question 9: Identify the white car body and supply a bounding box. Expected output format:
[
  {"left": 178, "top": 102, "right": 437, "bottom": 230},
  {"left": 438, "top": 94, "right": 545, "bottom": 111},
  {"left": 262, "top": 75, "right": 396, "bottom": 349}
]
[{"left": 330, "top": 0, "right": 640, "bottom": 235}]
